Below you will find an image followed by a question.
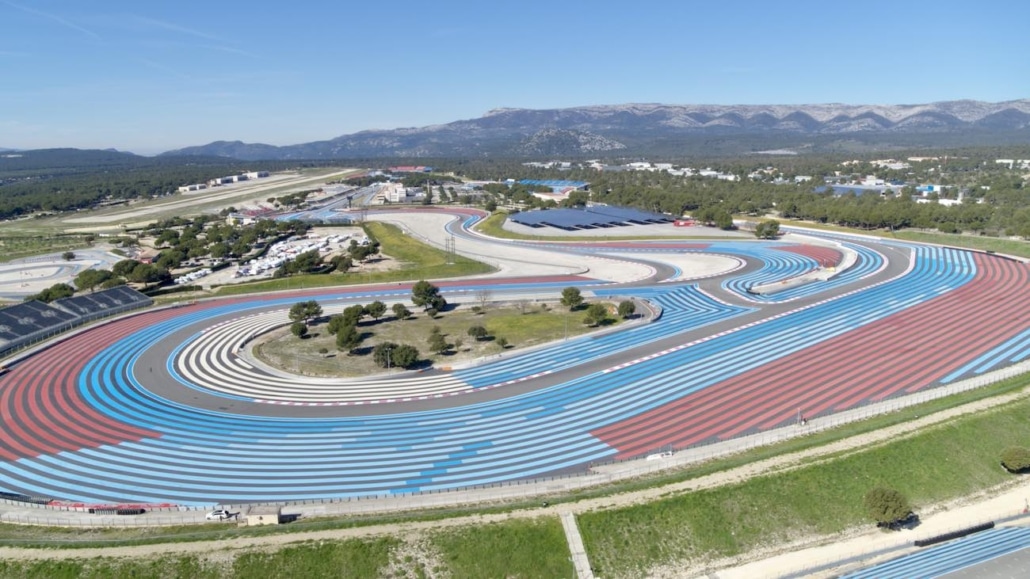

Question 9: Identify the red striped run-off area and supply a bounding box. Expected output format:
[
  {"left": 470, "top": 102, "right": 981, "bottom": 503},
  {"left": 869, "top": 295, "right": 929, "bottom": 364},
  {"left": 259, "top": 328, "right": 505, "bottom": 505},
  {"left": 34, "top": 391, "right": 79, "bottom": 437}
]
[
  {"left": 776, "top": 244, "right": 843, "bottom": 267},
  {"left": 593, "top": 253, "right": 1030, "bottom": 459},
  {"left": 0, "top": 307, "right": 190, "bottom": 461}
]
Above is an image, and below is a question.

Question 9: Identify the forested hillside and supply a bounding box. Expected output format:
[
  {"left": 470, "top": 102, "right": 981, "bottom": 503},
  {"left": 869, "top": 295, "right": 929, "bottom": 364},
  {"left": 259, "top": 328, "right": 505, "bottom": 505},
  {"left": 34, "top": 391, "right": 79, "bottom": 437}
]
[{"left": 0, "top": 149, "right": 328, "bottom": 220}]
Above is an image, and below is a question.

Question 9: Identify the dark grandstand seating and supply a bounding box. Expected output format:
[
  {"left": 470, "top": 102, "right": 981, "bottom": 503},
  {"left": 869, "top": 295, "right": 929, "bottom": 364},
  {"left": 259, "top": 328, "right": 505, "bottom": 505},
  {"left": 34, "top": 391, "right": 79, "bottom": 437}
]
[
  {"left": 0, "top": 301, "right": 80, "bottom": 354},
  {"left": 0, "top": 286, "right": 151, "bottom": 357},
  {"left": 52, "top": 285, "right": 152, "bottom": 320}
]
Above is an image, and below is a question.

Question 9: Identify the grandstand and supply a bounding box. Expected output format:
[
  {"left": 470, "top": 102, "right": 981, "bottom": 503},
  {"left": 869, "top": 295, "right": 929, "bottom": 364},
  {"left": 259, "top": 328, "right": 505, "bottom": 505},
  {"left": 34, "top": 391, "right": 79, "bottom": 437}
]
[
  {"left": 53, "top": 285, "right": 153, "bottom": 321},
  {"left": 509, "top": 205, "right": 672, "bottom": 231},
  {"left": 0, "top": 286, "right": 152, "bottom": 358}
]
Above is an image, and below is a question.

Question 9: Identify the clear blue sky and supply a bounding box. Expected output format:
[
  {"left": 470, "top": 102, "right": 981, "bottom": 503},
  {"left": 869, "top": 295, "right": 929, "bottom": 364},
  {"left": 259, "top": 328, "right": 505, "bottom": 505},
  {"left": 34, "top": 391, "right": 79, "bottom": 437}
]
[{"left": 2, "top": 0, "right": 1028, "bottom": 154}]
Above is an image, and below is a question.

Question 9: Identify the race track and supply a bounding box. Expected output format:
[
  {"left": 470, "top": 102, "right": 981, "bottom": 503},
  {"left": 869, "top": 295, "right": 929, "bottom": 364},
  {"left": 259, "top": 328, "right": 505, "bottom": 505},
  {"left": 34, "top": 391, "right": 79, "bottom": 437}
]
[{"left": 1, "top": 210, "right": 1027, "bottom": 506}]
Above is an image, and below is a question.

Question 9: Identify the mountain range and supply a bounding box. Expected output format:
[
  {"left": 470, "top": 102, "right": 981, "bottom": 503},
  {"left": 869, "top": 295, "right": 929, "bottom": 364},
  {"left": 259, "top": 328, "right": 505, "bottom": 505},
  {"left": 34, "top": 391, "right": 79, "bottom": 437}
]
[{"left": 142, "top": 99, "right": 1030, "bottom": 160}]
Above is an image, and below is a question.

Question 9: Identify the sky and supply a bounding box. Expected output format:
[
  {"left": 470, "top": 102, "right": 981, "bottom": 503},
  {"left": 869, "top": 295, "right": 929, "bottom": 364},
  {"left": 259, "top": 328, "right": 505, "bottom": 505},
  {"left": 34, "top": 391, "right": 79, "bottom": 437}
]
[{"left": 1, "top": 0, "right": 1028, "bottom": 154}]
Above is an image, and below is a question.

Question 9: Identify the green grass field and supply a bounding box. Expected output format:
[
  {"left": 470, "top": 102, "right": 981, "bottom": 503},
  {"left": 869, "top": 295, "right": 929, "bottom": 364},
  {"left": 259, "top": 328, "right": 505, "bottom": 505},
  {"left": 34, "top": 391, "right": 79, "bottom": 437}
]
[
  {"left": 254, "top": 302, "right": 616, "bottom": 377},
  {"left": 578, "top": 393, "right": 1030, "bottom": 577},
  {"left": 890, "top": 230, "right": 1030, "bottom": 258},
  {"left": 0, "top": 234, "right": 95, "bottom": 262},
  {"left": 430, "top": 518, "right": 572, "bottom": 578},
  {"left": 0, "top": 537, "right": 398, "bottom": 579}
]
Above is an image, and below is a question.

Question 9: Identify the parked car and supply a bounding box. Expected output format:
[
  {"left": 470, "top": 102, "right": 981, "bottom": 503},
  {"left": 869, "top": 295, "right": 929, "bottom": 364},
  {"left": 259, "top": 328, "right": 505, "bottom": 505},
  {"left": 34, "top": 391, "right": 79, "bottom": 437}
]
[{"left": 205, "top": 509, "right": 233, "bottom": 520}]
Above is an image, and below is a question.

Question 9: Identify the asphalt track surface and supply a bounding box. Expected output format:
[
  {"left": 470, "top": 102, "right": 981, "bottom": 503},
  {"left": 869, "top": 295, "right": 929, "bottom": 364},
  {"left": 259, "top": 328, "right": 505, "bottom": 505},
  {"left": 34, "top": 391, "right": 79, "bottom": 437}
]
[{"left": 0, "top": 210, "right": 1028, "bottom": 506}]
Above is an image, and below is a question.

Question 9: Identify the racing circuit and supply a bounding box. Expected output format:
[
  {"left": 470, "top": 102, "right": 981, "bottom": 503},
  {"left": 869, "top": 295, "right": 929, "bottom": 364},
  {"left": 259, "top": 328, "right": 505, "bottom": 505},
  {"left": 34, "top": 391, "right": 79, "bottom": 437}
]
[{"left": 1, "top": 208, "right": 1028, "bottom": 506}]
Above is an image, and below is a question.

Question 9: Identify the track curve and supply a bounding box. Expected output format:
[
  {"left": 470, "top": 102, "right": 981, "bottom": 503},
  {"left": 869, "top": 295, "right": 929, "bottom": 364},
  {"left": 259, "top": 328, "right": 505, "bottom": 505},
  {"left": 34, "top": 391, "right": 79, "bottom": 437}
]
[{"left": 0, "top": 211, "right": 1027, "bottom": 505}]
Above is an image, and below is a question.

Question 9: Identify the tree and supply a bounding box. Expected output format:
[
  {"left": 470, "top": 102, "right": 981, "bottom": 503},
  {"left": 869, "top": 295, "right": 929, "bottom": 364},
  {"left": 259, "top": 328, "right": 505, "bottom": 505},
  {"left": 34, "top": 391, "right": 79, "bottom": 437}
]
[
  {"left": 484, "top": 200, "right": 498, "bottom": 212},
  {"left": 452, "top": 337, "right": 464, "bottom": 352},
  {"left": 366, "top": 300, "right": 387, "bottom": 321},
  {"left": 289, "top": 300, "right": 322, "bottom": 324},
  {"left": 342, "top": 304, "right": 366, "bottom": 326},
  {"left": 430, "top": 295, "right": 447, "bottom": 311},
  {"left": 1001, "top": 447, "right": 1030, "bottom": 472},
  {"left": 474, "top": 289, "right": 493, "bottom": 312},
  {"left": 349, "top": 244, "right": 374, "bottom": 262},
  {"left": 326, "top": 314, "right": 348, "bottom": 335},
  {"left": 291, "top": 249, "right": 323, "bottom": 274},
  {"left": 61, "top": 251, "right": 76, "bottom": 261},
  {"left": 391, "top": 344, "right": 420, "bottom": 368},
  {"left": 335, "top": 323, "right": 362, "bottom": 353},
  {"left": 373, "top": 342, "right": 398, "bottom": 368},
  {"left": 564, "top": 190, "right": 589, "bottom": 207},
  {"left": 330, "top": 254, "right": 353, "bottom": 273},
  {"left": 209, "top": 242, "right": 229, "bottom": 259},
  {"left": 467, "top": 325, "right": 489, "bottom": 341},
  {"left": 29, "top": 283, "right": 74, "bottom": 303},
  {"left": 411, "top": 280, "right": 442, "bottom": 310},
  {"left": 290, "top": 322, "right": 308, "bottom": 338},
  {"left": 127, "top": 263, "right": 163, "bottom": 284},
  {"left": 391, "top": 303, "right": 412, "bottom": 320},
  {"left": 112, "top": 259, "right": 139, "bottom": 277},
  {"left": 560, "top": 287, "right": 584, "bottom": 310},
  {"left": 618, "top": 300, "right": 637, "bottom": 319},
  {"left": 713, "top": 209, "right": 734, "bottom": 230},
  {"left": 864, "top": 487, "right": 912, "bottom": 529},
  {"left": 755, "top": 219, "right": 781, "bottom": 239},
  {"left": 583, "top": 303, "right": 610, "bottom": 326},
  {"left": 74, "top": 268, "right": 112, "bottom": 293},
  {"left": 428, "top": 332, "right": 449, "bottom": 354}
]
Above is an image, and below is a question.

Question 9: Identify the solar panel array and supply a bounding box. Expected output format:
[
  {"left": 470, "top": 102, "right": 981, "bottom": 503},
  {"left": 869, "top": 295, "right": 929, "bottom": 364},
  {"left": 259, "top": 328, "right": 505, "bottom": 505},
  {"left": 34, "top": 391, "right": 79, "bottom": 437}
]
[
  {"left": 518, "top": 179, "right": 589, "bottom": 190},
  {"left": 509, "top": 206, "right": 672, "bottom": 230},
  {"left": 0, "top": 286, "right": 152, "bottom": 356}
]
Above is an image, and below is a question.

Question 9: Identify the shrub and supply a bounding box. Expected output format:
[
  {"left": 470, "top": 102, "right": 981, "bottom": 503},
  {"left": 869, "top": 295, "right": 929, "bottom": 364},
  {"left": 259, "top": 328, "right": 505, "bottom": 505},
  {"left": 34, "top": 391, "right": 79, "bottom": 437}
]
[
  {"left": 428, "top": 332, "right": 449, "bottom": 354},
  {"left": 583, "top": 303, "right": 610, "bottom": 326},
  {"left": 617, "top": 300, "right": 636, "bottom": 319},
  {"left": 290, "top": 322, "right": 307, "bottom": 338},
  {"left": 392, "top": 303, "right": 412, "bottom": 320},
  {"left": 1001, "top": 447, "right": 1030, "bottom": 472},
  {"left": 864, "top": 487, "right": 911, "bottom": 529}
]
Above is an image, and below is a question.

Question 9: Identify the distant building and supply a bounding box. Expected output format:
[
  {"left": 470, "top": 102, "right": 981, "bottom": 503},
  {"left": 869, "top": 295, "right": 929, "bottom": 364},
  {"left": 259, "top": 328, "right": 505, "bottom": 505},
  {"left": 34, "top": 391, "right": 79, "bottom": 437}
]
[{"left": 226, "top": 213, "right": 256, "bottom": 226}]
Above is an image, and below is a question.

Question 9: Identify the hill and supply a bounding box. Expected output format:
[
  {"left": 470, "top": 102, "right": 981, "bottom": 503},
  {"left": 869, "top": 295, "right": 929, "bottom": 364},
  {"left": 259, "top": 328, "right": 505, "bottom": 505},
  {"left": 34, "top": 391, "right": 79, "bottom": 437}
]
[{"left": 160, "top": 99, "right": 1030, "bottom": 160}]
